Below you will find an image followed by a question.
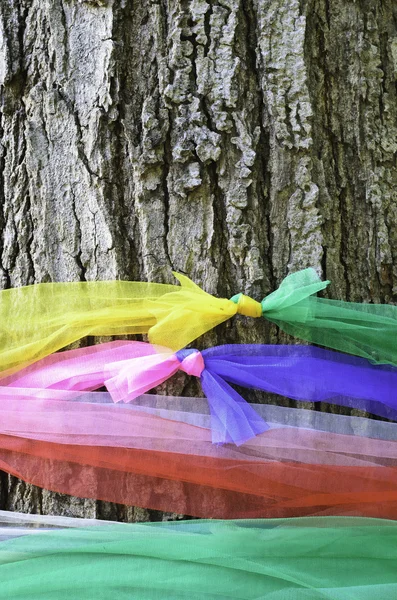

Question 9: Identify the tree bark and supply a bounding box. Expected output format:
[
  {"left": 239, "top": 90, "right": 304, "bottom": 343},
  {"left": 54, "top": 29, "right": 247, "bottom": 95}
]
[{"left": 0, "top": 0, "right": 396, "bottom": 520}]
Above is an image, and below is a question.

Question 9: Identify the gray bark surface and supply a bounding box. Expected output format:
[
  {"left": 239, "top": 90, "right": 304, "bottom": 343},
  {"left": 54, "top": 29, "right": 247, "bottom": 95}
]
[{"left": 0, "top": 0, "right": 396, "bottom": 521}]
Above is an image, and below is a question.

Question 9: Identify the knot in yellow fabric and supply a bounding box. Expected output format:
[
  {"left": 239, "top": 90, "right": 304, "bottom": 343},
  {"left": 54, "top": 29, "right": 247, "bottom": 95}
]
[{"left": 230, "top": 293, "right": 262, "bottom": 318}]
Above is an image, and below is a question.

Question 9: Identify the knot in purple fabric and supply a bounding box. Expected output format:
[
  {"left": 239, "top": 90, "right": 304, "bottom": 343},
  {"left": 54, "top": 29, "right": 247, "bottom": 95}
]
[{"left": 175, "top": 349, "right": 205, "bottom": 377}]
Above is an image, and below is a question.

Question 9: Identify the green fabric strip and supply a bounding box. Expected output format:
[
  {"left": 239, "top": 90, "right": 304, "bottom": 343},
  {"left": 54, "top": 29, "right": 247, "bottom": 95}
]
[{"left": 0, "top": 517, "right": 396, "bottom": 599}]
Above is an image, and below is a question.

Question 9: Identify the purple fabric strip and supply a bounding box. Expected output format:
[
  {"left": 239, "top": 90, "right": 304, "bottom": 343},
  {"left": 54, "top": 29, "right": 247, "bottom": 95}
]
[{"left": 177, "top": 345, "right": 397, "bottom": 445}]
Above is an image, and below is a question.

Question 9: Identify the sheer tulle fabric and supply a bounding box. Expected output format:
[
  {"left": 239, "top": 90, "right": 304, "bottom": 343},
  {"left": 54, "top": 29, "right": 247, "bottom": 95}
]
[
  {"left": 5, "top": 341, "right": 397, "bottom": 444},
  {"left": 128, "top": 395, "right": 397, "bottom": 441},
  {"left": 2, "top": 267, "right": 397, "bottom": 377},
  {"left": 4, "top": 389, "right": 397, "bottom": 465},
  {"left": 0, "top": 275, "right": 236, "bottom": 375},
  {"left": 0, "top": 515, "right": 397, "bottom": 599},
  {"left": 3, "top": 386, "right": 397, "bottom": 441},
  {"left": 1, "top": 393, "right": 397, "bottom": 517},
  {"left": 261, "top": 268, "right": 397, "bottom": 365},
  {"left": 4, "top": 443, "right": 397, "bottom": 519},
  {"left": 0, "top": 509, "right": 117, "bottom": 538}
]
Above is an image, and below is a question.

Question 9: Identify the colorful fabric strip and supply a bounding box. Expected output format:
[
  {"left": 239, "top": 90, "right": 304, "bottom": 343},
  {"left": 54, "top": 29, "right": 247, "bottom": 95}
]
[
  {"left": 1, "top": 388, "right": 397, "bottom": 518},
  {"left": 5, "top": 340, "right": 397, "bottom": 445},
  {"left": 0, "top": 514, "right": 397, "bottom": 599},
  {"left": 1, "top": 267, "right": 396, "bottom": 376}
]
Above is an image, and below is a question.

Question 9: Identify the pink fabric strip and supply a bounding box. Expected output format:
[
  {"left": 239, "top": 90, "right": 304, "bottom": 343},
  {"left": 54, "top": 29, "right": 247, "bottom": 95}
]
[
  {"left": 0, "top": 390, "right": 397, "bottom": 466},
  {"left": 4, "top": 341, "right": 157, "bottom": 393},
  {"left": 104, "top": 348, "right": 205, "bottom": 403},
  {"left": 5, "top": 340, "right": 204, "bottom": 405}
]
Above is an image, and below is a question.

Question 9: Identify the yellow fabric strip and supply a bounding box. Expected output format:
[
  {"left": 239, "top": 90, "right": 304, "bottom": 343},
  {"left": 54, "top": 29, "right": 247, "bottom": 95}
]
[
  {"left": 235, "top": 294, "right": 262, "bottom": 318},
  {"left": 0, "top": 275, "right": 237, "bottom": 375}
]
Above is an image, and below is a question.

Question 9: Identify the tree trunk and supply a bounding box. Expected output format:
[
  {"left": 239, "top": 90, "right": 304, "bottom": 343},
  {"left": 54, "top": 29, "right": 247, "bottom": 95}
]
[{"left": 0, "top": 0, "right": 396, "bottom": 521}]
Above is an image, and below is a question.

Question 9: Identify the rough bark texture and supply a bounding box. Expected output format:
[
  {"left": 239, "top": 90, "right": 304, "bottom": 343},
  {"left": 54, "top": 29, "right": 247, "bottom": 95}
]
[{"left": 0, "top": 0, "right": 396, "bottom": 521}]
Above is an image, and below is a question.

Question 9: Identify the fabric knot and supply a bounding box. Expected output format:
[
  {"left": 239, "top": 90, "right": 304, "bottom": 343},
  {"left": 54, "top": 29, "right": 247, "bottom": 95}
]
[
  {"left": 230, "top": 293, "right": 262, "bottom": 318},
  {"left": 175, "top": 349, "right": 205, "bottom": 377}
]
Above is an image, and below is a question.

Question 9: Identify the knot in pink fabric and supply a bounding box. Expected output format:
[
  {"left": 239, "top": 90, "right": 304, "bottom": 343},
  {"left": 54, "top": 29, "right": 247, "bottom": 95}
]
[{"left": 178, "top": 351, "right": 205, "bottom": 377}]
